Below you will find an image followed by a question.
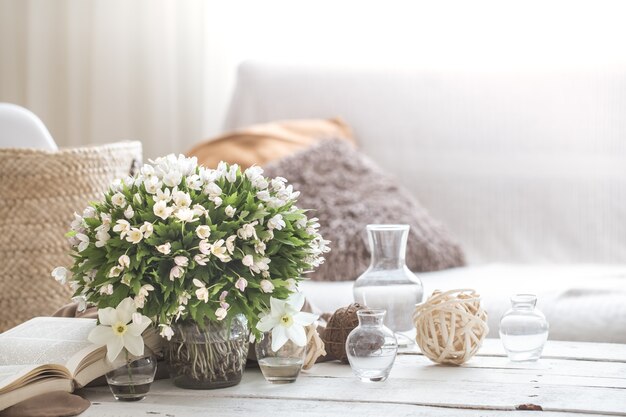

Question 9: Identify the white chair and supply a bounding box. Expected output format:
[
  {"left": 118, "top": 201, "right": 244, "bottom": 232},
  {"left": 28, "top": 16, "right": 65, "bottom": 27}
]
[{"left": 0, "top": 103, "right": 57, "bottom": 150}]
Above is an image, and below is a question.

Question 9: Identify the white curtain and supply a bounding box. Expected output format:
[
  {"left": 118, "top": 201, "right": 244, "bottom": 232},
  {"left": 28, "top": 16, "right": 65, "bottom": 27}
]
[{"left": 0, "top": 0, "right": 211, "bottom": 159}]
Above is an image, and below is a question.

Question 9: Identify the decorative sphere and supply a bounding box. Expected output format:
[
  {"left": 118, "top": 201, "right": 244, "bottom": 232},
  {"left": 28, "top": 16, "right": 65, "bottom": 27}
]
[
  {"left": 321, "top": 303, "right": 365, "bottom": 363},
  {"left": 413, "top": 289, "right": 488, "bottom": 365}
]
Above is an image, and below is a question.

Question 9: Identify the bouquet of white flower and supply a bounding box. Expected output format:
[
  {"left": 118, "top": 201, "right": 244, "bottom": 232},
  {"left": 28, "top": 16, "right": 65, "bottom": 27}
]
[{"left": 54, "top": 154, "right": 329, "bottom": 342}]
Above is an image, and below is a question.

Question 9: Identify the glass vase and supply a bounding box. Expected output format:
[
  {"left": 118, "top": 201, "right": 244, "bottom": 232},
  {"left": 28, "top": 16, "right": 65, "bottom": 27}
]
[
  {"left": 105, "top": 353, "right": 157, "bottom": 401},
  {"left": 255, "top": 331, "right": 306, "bottom": 384},
  {"left": 165, "top": 315, "right": 249, "bottom": 389},
  {"left": 499, "top": 294, "right": 549, "bottom": 362},
  {"left": 353, "top": 224, "right": 423, "bottom": 342},
  {"left": 345, "top": 309, "right": 398, "bottom": 382}
]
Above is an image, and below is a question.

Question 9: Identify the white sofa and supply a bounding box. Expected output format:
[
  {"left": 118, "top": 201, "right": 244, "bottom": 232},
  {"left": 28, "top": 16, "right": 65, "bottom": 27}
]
[{"left": 224, "top": 61, "right": 626, "bottom": 343}]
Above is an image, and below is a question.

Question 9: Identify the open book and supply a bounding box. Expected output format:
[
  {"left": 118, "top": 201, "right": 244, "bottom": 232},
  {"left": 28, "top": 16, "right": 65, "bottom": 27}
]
[{"left": 0, "top": 317, "right": 160, "bottom": 411}]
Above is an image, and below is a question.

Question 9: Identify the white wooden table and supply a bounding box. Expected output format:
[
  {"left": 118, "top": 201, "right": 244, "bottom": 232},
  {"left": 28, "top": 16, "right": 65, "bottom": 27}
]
[{"left": 80, "top": 339, "right": 626, "bottom": 416}]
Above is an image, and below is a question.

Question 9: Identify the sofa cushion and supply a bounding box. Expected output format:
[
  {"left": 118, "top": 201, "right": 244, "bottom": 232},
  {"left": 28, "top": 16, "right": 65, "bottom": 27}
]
[
  {"left": 187, "top": 118, "right": 355, "bottom": 169},
  {"left": 263, "top": 139, "right": 465, "bottom": 281}
]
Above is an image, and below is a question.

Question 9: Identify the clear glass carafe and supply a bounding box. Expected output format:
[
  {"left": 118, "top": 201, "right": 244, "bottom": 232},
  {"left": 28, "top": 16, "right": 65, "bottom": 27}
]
[
  {"left": 353, "top": 225, "right": 423, "bottom": 341},
  {"left": 499, "top": 294, "right": 549, "bottom": 362},
  {"left": 346, "top": 309, "right": 398, "bottom": 382}
]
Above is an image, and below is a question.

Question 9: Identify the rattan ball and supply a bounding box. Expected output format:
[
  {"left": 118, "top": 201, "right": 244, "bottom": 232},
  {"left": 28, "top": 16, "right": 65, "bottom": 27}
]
[
  {"left": 321, "top": 303, "right": 364, "bottom": 363},
  {"left": 413, "top": 289, "right": 488, "bottom": 365}
]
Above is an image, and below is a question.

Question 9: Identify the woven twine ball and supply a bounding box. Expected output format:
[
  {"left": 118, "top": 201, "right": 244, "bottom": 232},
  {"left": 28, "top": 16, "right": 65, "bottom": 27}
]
[
  {"left": 413, "top": 289, "right": 488, "bottom": 365},
  {"left": 321, "top": 303, "right": 364, "bottom": 363}
]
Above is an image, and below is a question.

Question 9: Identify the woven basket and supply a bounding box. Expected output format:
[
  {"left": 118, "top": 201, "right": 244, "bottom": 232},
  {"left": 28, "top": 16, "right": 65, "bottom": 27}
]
[{"left": 0, "top": 142, "right": 142, "bottom": 332}]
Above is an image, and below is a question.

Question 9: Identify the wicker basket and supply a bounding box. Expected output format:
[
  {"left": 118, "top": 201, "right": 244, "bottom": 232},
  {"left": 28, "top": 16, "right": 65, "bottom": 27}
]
[{"left": 0, "top": 142, "right": 142, "bottom": 332}]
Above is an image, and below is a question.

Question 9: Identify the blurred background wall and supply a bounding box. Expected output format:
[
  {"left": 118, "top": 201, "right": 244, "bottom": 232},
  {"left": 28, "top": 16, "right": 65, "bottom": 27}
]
[{"left": 1, "top": 0, "right": 626, "bottom": 158}]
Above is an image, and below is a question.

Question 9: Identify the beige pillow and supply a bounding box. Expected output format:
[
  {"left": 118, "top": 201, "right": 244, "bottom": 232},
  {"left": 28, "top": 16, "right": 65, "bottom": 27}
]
[
  {"left": 187, "top": 118, "right": 355, "bottom": 169},
  {"left": 263, "top": 140, "right": 465, "bottom": 281},
  {"left": 0, "top": 142, "right": 142, "bottom": 332}
]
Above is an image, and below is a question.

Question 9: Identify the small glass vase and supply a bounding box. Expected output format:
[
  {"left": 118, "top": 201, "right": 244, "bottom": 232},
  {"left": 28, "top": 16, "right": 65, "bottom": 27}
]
[
  {"left": 105, "top": 353, "right": 157, "bottom": 402},
  {"left": 499, "top": 294, "right": 549, "bottom": 362},
  {"left": 255, "top": 331, "right": 306, "bottom": 384},
  {"left": 165, "top": 315, "right": 249, "bottom": 389},
  {"left": 353, "top": 224, "right": 423, "bottom": 343},
  {"left": 345, "top": 309, "right": 398, "bottom": 382}
]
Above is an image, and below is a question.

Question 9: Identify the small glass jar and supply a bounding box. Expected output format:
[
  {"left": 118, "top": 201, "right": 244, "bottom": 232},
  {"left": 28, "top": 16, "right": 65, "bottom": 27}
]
[
  {"left": 106, "top": 354, "right": 157, "bottom": 401},
  {"left": 255, "top": 331, "right": 306, "bottom": 384},
  {"left": 499, "top": 294, "right": 549, "bottom": 362},
  {"left": 345, "top": 309, "right": 398, "bottom": 382}
]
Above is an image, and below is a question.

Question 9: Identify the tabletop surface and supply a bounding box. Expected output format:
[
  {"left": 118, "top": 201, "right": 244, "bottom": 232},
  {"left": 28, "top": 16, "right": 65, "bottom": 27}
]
[{"left": 80, "top": 339, "right": 626, "bottom": 417}]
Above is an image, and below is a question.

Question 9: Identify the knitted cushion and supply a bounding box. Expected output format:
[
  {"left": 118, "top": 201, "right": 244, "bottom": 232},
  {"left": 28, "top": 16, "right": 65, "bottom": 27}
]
[
  {"left": 0, "top": 142, "right": 142, "bottom": 332},
  {"left": 263, "top": 140, "right": 465, "bottom": 281}
]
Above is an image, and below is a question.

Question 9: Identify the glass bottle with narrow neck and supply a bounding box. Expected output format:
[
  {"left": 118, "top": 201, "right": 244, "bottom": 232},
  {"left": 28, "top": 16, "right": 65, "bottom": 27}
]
[{"left": 353, "top": 225, "right": 423, "bottom": 339}]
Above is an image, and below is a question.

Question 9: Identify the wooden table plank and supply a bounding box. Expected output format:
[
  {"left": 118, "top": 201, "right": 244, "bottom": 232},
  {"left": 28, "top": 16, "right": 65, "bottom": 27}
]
[{"left": 81, "top": 393, "right": 615, "bottom": 417}]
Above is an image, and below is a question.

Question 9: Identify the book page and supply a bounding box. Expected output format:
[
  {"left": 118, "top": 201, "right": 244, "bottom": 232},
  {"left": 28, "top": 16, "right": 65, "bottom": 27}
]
[
  {"left": 0, "top": 366, "right": 33, "bottom": 389},
  {"left": 0, "top": 318, "right": 96, "bottom": 367}
]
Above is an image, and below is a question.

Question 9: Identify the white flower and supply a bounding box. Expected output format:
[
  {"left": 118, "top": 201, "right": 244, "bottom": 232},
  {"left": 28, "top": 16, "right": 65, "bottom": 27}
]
[
  {"left": 109, "top": 266, "right": 123, "bottom": 277},
  {"left": 111, "top": 192, "right": 126, "bottom": 207},
  {"left": 99, "top": 284, "right": 114, "bottom": 295},
  {"left": 204, "top": 182, "right": 222, "bottom": 199},
  {"left": 76, "top": 233, "right": 89, "bottom": 252},
  {"left": 169, "top": 265, "right": 184, "bottom": 281},
  {"left": 225, "top": 164, "right": 238, "bottom": 183},
  {"left": 210, "top": 239, "right": 231, "bottom": 262},
  {"left": 143, "top": 176, "right": 161, "bottom": 194},
  {"left": 198, "top": 239, "right": 211, "bottom": 255},
  {"left": 118, "top": 254, "right": 131, "bottom": 268},
  {"left": 134, "top": 284, "right": 154, "bottom": 308},
  {"left": 153, "top": 200, "right": 173, "bottom": 220},
  {"left": 51, "top": 266, "right": 69, "bottom": 285},
  {"left": 163, "top": 170, "right": 182, "bottom": 187},
  {"left": 260, "top": 279, "right": 275, "bottom": 293},
  {"left": 225, "top": 235, "right": 236, "bottom": 254},
  {"left": 175, "top": 207, "right": 197, "bottom": 223},
  {"left": 196, "top": 225, "right": 211, "bottom": 239},
  {"left": 95, "top": 229, "right": 110, "bottom": 247},
  {"left": 133, "top": 193, "right": 143, "bottom": 206},
  {"left": 213, "top": 196, "right": 223, "bottom": 208},
  {"left": 251, "top": 257, "right": 270, "bottom": 274},
  {"left": 237, "top": 221, "right": 258, "bottom": 240},
  {"left": 156, "top": 242, "right": 171, "bottom": 255},
  {"left": 159, "top": 324, "right": 174, "bottom": 341},
  {"left": 113, "top": 219, "right": 131, "bottom": 238},
  {"left": 72, "top": 296, "right": 87, "bottom": 312},
  {"left": 100, "top": 213, "right": 112, "bottom": 227},
  {"left": 140, "top": 222, "right": 153, "bottom": 238},
  {"left": 253, "top": 176, "right": 269, "bottom": 190},
  {"left": 194, "top": 254, "right": 208, "bottom": 266},
  {"left": 123, "top": 205, "right": 134, "bottom": 219},
  {"left": 267, "top": 214, "right": 286, "bottom": 230},
  {"left": 254, "top": 241, "right": 266, "bottom": 255},
  {"left": 83, "top": 206, "right": 97, "bottom": 219},
  {"left": 271, "top": 177, "right": 287, "bottom": 192},
  {"left": 193, "top": 278, "right": 209, "bottom": 302},
  {"left": 224, "top": 205, "right": 236, "bottom": 218},
  {"left": 178, "top": 292, "right": 191, "bottom": 306},
  {"left": 186, "top": 174, "right": 203, "bottom": 191},
  {"left": 192, "top": 204, "right": 208, "bottom": 218},
  {"left": 219, "top": 291, "right": 229, "bottom": 309},
  {"left": 244, "top": 165, "right": 264, "bottom": 181},
  {"left": 88, "top": 298, "right": 152, "bottom": 362},
  {"left": 121, "top": 274, "right": 132, "bottom": 286},
  {"left": 174, "top": 256, "right": 189, "bottom": 267},
  {"left": 256, "top": 293, "right": 318, "bottom": 351},
  {"left": 154, "top": 187, "right": 171, "bottom": 203},
  {"left": 256, "top": 190, "right": 271, "bottom": 202},
  {"left": 172, "top": 190, "right": 192, "bottom": 208},
  {"left": 235, "top": 277, "right": 248, "bottom": 292},
  {"left": 126, "top": 228, "right": 143, "bottom": 244},
  {"left": 242, "top": 255, "right": 254, "bottom": 267},
  {"left": 215, "top": 307, "right": 228, "bottom": 321}
]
